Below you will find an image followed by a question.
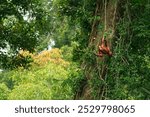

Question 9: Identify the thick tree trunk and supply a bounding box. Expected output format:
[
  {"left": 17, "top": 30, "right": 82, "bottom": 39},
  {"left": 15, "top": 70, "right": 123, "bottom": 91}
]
[{"left": 75, "top": 0, "right": 120, "bottom": 100}]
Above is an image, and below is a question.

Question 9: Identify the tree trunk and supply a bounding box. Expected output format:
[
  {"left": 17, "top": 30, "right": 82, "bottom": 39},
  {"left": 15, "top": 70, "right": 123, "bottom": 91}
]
[{"left": 75, "top": 0, "right": 120, "bottom": 100}]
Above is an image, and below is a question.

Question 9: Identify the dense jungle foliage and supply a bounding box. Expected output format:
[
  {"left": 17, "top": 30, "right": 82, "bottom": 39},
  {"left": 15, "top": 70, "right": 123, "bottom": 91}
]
[{"left": 0, "top": 0, "right": 150, "bottom": 99}]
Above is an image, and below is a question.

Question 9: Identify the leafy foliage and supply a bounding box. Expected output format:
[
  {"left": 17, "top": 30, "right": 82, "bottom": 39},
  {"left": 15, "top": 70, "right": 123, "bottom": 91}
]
[
  {"left": 0, "top": 49, "right": 78, "bottom": 99},
  {"left": 0, "top": 0, "right": 52, "bottom": 69},
  {"left": 0, "top": 83, "right": 10, "bottom": 100},
  {"left": 8, "top": 83, "right": 51, "bottom": 100},
  {"left": 106, "top": 0, "right": 150, "bottom": 99},
  {"left": 0, "top": 0, "right": 150, "bottom": 100}
]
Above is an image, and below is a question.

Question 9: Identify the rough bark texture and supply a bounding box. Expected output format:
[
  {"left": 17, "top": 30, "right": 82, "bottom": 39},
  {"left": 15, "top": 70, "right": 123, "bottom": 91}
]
[{"left": 75, "top": 0, "right": 119, "bottom": 100}]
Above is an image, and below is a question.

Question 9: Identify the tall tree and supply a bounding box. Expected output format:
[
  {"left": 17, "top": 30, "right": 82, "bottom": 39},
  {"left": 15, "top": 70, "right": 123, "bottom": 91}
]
[{"left": 52, "top": 0, "right": 150, "bottom": 99}]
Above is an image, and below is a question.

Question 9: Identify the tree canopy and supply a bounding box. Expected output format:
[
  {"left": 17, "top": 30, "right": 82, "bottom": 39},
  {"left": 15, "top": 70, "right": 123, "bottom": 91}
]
[{"left": 0, "top": 0, "right": 52, "bottom": 69}]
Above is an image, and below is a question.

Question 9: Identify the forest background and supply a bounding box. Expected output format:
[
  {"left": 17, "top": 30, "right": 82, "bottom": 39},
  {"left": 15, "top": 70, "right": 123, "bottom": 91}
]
[{"left": 0, "top": 0, "right": 150, "bottom": 100}]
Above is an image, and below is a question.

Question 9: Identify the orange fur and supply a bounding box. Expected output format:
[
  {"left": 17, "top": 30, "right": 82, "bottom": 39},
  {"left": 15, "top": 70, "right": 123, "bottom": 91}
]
[{"left": 96, "top": 37, "right": 112, "bottom": 57}]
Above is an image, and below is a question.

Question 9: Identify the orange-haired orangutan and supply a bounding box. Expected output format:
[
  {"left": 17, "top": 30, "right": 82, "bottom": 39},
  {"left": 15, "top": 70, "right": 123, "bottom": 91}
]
[{"left": 95, "top": 37, "right": 112, "bottom": 57}]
